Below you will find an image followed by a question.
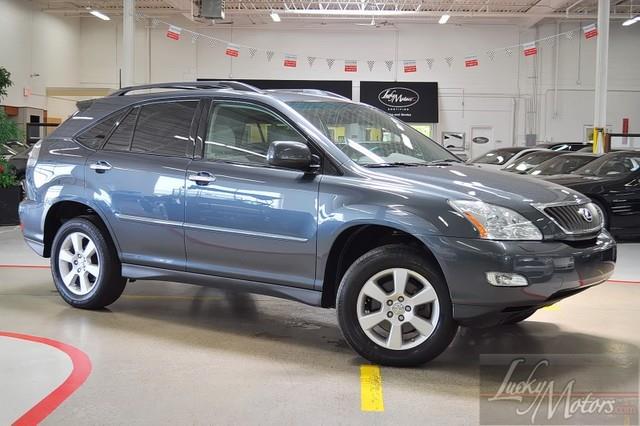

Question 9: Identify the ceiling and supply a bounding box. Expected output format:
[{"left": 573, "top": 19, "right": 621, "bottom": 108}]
[{"left": 36, "top": 0, "right": 640, "bottom": 26}]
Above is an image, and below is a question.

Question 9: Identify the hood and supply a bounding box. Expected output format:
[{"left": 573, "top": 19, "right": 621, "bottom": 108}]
[
  {"left": 361, "top": 163, "right": 586, "bottom": 207},
  {"left": 542, "top": 174, "right": 613, "bottom": 187}
]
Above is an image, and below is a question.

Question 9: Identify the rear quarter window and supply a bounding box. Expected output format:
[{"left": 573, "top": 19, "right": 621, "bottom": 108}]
[{"left": 75, "top": 111, "right": 126, "bottom": 149}]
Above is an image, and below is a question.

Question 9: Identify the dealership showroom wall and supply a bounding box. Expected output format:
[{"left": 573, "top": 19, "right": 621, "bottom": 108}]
[{"left": 1, "top": 0, "right": 640, "bottom": 424}]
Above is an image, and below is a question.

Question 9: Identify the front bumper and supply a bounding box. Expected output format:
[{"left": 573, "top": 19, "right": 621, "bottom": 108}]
[{"left": 420, "top": 231, "right": 616, "bottom": 326}]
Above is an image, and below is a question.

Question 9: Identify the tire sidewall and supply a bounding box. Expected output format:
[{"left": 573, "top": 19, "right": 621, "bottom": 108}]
[
  {"left": 51, "top": 218, "right": 108, "bottom": 306},
  {"left": 337, "top": 246, "right": 457, "bottom": 366}
]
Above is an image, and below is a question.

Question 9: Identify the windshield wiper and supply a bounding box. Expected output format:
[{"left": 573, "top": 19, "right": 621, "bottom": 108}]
[
  {"left": 364, "top": 162, "right": 423, "bottom": 168},
  {"left": 424, "top": 158, "right": 464, "bottom": 166}
]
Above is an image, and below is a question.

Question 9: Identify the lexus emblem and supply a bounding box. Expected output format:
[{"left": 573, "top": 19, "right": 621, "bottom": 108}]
[{"left": 578, "top": 207, "right": 593, "bottom": 222}]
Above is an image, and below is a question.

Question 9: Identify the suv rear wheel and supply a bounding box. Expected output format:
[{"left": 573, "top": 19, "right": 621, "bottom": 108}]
[
  {"left": 51, "top": 216, "right": 126, "bottom": 309},
  {"left": 336, "top": 244, "right": 458, "bottom": 367}
]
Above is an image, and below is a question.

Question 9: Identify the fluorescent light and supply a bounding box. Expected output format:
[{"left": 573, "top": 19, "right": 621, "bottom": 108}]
[
  {"left": 88, "top": 9, "right": 110, "bottom": 21},
  {"left": 439, "top": 14, "right": 450, "bottom": 24},
  {"left": 270, "top": 11, "right": 281, "bottom": 22},
  {"left": 622, "top": 16, "right": 639, "bottom": 26}
]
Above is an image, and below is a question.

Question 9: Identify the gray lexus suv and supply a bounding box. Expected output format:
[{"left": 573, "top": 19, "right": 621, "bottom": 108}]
[{"left": 19, "top": 82, "right": 616, "bottom": 366}]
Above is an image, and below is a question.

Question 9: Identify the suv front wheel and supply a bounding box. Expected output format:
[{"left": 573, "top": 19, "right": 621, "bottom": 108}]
[
  {"left": 51, "top": 216, "right": 126, "bottom": 309},
  {"left": 337, "top": 245, "right": 458, "bottom": 367}
]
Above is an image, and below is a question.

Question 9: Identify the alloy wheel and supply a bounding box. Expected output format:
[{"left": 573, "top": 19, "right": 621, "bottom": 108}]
[{"left": 57, "top": 231, "right": 101, "bottom": 296}]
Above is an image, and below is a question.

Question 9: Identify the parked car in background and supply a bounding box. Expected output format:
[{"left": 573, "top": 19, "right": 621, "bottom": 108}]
[
  {"left": 537, "top": 142, "right": 591, "bottom": 152},
  {"left": 0, "top": 144, "right": 18, "bottom": 161},
  {"left": 469, "top": 147, "right": 545, "bottom": 170},
  {"left": 544, "top": 150, "right": 640, "bottom": 238},
  {"left": 8, "top": 144, "right": 31, "bottom": 180},
  {"left": 502, "top": 150, "right": 564, "bottom": 174},
  {"left": 527, "top": 153, "right": 599, "bottom": 177}
]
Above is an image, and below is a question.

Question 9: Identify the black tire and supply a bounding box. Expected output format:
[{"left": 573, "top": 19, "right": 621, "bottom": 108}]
[
  {"left": 51, "top": 216, "right": 126, "bottom": 309},
  {"left": 336, "top": 244, "right": 458, "bottom": 367},
  {"left": 502, "top": 310, "right": 536, "bottom": 325}
]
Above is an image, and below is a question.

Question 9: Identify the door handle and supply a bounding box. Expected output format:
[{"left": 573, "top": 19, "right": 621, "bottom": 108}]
[
  {"left": 90, "top": 161, "right": 112, "bottom": 173},
  {"left": 188, "top": 172, "right": 216, "bottom": 185}
]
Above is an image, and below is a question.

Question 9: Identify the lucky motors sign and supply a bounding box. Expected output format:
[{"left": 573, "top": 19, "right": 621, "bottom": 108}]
[{"left": 360, "top": 82, "right": 438, "bottom": 123}]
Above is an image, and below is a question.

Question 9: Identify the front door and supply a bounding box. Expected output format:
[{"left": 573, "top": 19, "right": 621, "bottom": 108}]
[
  {"left": 184, "top": 101, "right": 320, "bottom": 289},
  {"left": 85, "top": 100, "right": 200, "bottom": 270}
]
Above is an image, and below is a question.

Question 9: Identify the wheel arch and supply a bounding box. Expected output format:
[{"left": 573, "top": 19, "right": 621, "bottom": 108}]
[{"left": 319, "top": 224, "right": 447, "bottom": 308}]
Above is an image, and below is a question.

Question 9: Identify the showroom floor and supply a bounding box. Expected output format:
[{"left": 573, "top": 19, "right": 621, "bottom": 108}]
[{"left": 1, "top": 225, "right": 639, "bottom": 425}]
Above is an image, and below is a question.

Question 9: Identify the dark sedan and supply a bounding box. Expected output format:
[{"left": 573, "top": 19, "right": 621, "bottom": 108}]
[
  {"left": 544, "top": 151, "right": 640, "bottom": 238},
  {"left": 527, "top": 153, "right": 599, "bottom": 176},
  {"left": 502, "top": 150, "right": 564, "bottom": 174}
]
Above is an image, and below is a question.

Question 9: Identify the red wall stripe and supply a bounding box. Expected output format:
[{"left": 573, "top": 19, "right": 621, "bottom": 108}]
[{"left": 0, "top": 332, "right": 91, "bottom": 426}]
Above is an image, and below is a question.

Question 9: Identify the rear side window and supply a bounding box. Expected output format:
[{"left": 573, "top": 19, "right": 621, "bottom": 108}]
[
  {"left": 104, "top": 109, "right": 138, "bottom": 152},
  {"left": 75, "top": 111, "right": 125, "bottom": 149},
  {"left": 131, "top": 101, "right": 198, "bottom": 157}
]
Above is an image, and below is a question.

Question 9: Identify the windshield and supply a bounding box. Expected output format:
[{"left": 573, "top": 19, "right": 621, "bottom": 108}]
[
  {"left": 287, "top": 101, "right": 458, "bottom": 166},
  {"left": 573, "top": 152, "right": 640, "bottom": 177},
  {"left": 528, "top": 154, "right": 597, "bottom": 176},
  {"left": 503, "top": 151, "right": 560, "bottom": 173},
  {"left": 470, "top": 149, "right": 520, "bottom": 165}
]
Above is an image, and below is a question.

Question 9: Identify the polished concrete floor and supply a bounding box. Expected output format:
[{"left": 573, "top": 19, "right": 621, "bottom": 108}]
[{"left": 1, "top": 225, "right": 639, "bottom": 425}]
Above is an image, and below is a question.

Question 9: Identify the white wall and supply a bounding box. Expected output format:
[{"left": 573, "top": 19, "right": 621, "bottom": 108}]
[
  {"left": 2, "top": 0, "right": 639, "bottom": 152},
  {"left": 0, "top": 0, "right": 81, "bottom": 117}
]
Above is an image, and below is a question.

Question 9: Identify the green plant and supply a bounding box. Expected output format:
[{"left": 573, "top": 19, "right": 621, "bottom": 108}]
[
  {"left": 0, "top": 67, "right": 12, "bottom": 101},
  {"left": 0, "top": 158, "right": 18, "bottom": 188},
  {"left": 0, "top": 109, "right": 22, "bottom": 144}
]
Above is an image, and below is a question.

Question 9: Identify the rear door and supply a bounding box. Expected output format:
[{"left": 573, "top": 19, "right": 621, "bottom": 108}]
[
  {"left": 184, "top": 100, "right": 320, "bottom": 289},
  {"left": 85, "top": 99, "right": 200, "bottom": 270}
]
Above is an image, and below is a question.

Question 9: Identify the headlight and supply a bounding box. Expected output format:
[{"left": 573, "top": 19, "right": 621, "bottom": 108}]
[{"left": 449, "top": 200, "right": 543, "bottom": 240}]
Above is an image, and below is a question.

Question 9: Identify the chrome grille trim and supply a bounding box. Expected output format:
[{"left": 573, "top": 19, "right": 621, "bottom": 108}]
[{"left": 532, "top": 201, "right": 603, "bottom": 236}]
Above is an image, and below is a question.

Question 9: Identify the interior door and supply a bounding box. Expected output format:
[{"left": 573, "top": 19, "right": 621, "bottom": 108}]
[
  {"left": 470, "top": 126, "right": 495, "bottom": 159},
  {"left": 85, "top": 100, "right": 199, "bottom": 270},
  {"left": 184, "top": 101, "right": 320, "bottom": 289}
]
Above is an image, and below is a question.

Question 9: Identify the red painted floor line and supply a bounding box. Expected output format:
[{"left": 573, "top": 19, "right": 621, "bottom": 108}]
[
  {"left": 0, "top": 332, "right": 91, "bottom": 426},
  {"left": 0, "top": 264, "right": 50, "bottom": 269},
  {"left": 607, "top": 279, "right": 640, "bottom": 284}
]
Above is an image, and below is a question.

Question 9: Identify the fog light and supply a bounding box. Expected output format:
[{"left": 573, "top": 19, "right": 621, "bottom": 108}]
[{"left": 486, "top": 272, "right": 529, "bottom": 287}]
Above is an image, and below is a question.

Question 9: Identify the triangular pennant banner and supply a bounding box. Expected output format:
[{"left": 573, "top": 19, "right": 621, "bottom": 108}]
[
  {"left": 445, "top": 56, "right": 454, "bottom": 67},
  {"left": 166, "top": 25, "right": 182, "bottom": 41},
  {"left": 464, "top": 55, "right": 479, "bottom": 68},
  {"left": 486, "top": 50, "right": 495, "bottom": 61},
  {"left": 403, "top": 60, "right": 417, "bottom": 73},
  {"left": 425, "top": 58, "right": 434, "bottom": 69},
  {"left": 283, "top": 54, "right": 298, "bottom": 68},
  {"left": 249, "top": 48, "right": 257, "bottom": 58},
  {"left": 326, "top": 58, "right": 335, "bottom": 69},
  {"left": 566, "top": 30, "right": 575, "bottom": 40},
  {"left": 384, "top": 60, "right": 393, "bottom": 71},
  {"left": 367, "top": 60, "right": 375, "bottom": 71},
  {"left": 523, "top": 42, "right": 537, "bottom": 57},
  {"left": 134, "top": 11, "right": 144, "bottom": 21},
  {"left": 151, "top": 18, "right": 160, "bottom": 28},
  {"left": 583, "top": 23, "right": 598, "bottom": 39},
  {"left": 266, "top": 50, "right": 275, "bottom": 62},
  {"left": 505, "top": 48, "right": 514, "bottom": 56},
  {"left": 307, "top": 56, "right": 316, "bottom": 67},
  {"left": 225, "top": 44, "right": 239, "bottom": 57},
  {"left": 344, "top": 60, "right": 358, "bottom": 73},
  {"left": 191, "top": 33, "right": 199, "bottom": 44},
  {"left": 208, "top": 38, "right": 216, "bottom": 48}
]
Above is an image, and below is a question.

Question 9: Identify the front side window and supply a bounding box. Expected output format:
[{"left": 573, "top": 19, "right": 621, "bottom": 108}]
[
  {"left": 287, "top": 101, "right": 457, "bottom": 166},
  {"left": 76, "top": 111, "right": 126, "bottom": 149},
  {"left": 205, "top": 103, "right": 306, "bottom": 165},
  {"left": 574, "top": 152, "right": 640, "bottom": 177},
  {"left": 471, "top": 149, "right": 519, "bottom": 165},
  {"left": 131, "top": 101, "right": 198, "bottom": 157}
]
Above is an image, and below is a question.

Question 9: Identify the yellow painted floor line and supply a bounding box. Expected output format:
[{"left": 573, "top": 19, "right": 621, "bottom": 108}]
[
  {"left": 542, "top": 304, "right": 560, "bottom": 311},
  {"left": 360, "top": 364, "right": 384, "bottom": 412}
]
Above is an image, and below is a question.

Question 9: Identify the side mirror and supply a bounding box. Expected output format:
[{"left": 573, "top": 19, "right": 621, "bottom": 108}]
[{"left": 267, "top": 141, "right": 317, "bottom": 171}]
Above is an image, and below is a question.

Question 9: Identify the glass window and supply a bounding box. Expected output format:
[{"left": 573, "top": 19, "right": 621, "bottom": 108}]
[
  {"left": 503, "top": 151, "right": 561, "bottom": 173},
  {"left": 287, "top": 101, "right": 458, "bottom": 166},
  {"left": 205, "top": 103, "right": 306, "bottom": 165},
  {"left": 103, "top": 109, "right": 138, "bottom": 152},
  {"left": 528, "top": 154, "right": 597, "bottom": 176},
  {"left": 131, "top": 101, "right": 198, "bottom": 157},
  {"left": 471, "top": 149, "right": 521, "bottom": 165},
  {"left": 574, "top": 152, "right": 640, "bottom": 177},
  {"left": 76, "top": 111, "right": 125, "bottom": 149}
]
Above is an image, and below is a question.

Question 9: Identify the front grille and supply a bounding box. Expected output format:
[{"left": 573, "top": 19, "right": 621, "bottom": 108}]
[{"left": 542, "top": 202, "right": 603, "bottom": 235}]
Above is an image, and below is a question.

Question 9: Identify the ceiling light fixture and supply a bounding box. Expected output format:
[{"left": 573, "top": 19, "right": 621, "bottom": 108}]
[
  {"left": 438, "top": 13, "right": 450, "bottom": 24},
  {"left": 86, "top": 7, "right": 110, "bottom": 21},
  {"left": 270, "top": 11, "right": 281, "bottom": 22},
  {"left": 622, "top": 15, "right": 639, "bottom": 26}
]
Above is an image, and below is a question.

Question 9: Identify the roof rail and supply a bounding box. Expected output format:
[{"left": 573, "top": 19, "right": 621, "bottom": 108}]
[
  {"left": 109, "top": 81, "right": 263, "bottom": 96},
  {"left": 265, "top": 88, "right": 350, "bottom": 100}
]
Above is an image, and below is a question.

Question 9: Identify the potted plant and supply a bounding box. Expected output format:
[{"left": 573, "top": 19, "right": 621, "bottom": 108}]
[{"left": 0, "top": 66, "right": 22, "bottom": 225}]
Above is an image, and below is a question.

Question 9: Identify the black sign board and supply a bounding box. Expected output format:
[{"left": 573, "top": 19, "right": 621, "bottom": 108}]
[
  {"left": 198, "top": 78, "right": 353, "bottom": 99},
  {"left": 360, "top": 82, "right": 438, "bottom": 123}
]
